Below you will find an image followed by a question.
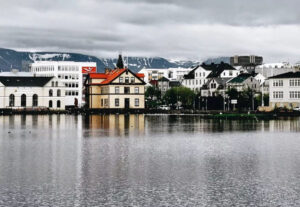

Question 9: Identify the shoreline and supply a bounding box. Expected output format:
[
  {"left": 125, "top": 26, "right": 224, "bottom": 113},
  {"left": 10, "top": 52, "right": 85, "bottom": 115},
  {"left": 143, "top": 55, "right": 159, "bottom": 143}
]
[{"left": 0, "top": 108, "right": 299, "bottom": 120}]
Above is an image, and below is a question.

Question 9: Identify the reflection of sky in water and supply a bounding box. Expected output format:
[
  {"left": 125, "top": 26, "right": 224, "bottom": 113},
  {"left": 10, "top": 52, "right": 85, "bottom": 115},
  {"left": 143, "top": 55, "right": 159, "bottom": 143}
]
[{"left": 0, "top": 115, "right": 299, "bottom": 206}]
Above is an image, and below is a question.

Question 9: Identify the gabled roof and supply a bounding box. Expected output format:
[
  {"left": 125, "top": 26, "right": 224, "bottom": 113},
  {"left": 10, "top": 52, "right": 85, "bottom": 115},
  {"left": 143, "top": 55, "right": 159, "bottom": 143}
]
[
  {"left": 87, "top": 68, "right": 145, "bottom": 85},
  {"left": 228, "top": 73, "right": 253, "bottom": 83},
  {"left": 183, "top": 62, "right": 236, "bottom": 79},
  {"left": 0, "top": 76, "right": 53, "bottom": 87},
  {"left": 100, "top": 69, "right": 127, "bottom": 84},
  {"left": 89, "top": 73, "right": 108, "bottom": 79},
  {"left": 203, "top": 77, "right": 231, "bottom": 88},
  {"left": 268, "top": 72, "right": 300, "bottom": 79}
]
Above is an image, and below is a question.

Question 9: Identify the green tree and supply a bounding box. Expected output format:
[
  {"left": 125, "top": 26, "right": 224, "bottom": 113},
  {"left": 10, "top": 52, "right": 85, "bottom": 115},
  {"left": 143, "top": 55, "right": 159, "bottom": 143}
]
[
  {"left": 226, "top": 88, "right": 238, "bottom": 100},
  {"left": 116, "top": 54, "right": 124, "bottom": 69},
  {"left": 163, "top": 87, "right": 195, "bottom": 109},
  {"left": 145, "top": 86, "right": 161, "bottom": 108}
]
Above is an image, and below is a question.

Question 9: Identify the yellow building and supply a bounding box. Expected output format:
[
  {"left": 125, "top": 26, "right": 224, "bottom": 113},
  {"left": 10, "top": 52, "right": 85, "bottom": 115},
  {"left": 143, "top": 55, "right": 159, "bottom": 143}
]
[{"left": 85, "top": 68, "right": 145, "bottom": 109}]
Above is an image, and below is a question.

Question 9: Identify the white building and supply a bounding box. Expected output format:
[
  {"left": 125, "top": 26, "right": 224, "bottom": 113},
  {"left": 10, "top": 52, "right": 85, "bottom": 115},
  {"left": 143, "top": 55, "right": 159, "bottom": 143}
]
[
  {"left": 182, "top": 63, "right": 240, "bottom": 92},
  {"left": 269, "top": 72, "right": 300, "bottom": 108},
  {"left": 0, "top": 76, "right": 65, "bottom": 110},
  {"left": 139, "top": 67, "right": 193, "bottom": 83},
  {"left": 255, "top": 62, "right": 298, "bottom": 78},
  {"left": 30, "top": 61, "right": 97, "bottom": 107}
]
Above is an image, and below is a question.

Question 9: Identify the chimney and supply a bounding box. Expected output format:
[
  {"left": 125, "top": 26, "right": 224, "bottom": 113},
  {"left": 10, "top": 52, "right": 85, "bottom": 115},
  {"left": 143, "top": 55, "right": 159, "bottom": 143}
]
[{"left": 105, "top": 68, "right": 112, "bottom": 74}]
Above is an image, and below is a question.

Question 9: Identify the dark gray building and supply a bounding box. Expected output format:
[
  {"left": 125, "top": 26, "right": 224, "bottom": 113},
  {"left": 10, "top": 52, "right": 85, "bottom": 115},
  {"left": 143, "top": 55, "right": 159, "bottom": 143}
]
[{"left": 230, "top": 55, "right": 263, "bottom": 67}]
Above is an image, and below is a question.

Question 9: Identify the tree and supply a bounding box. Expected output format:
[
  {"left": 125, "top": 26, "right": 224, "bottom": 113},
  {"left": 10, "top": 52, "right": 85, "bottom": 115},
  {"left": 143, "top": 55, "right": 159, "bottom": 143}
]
[
  {"left": 163, "top": 87, "right": 195, "bottom": 109},
  {"left": 226, "top": 88, "right": 238, "bottom": 100},
  {"left": 116, "top": 54, "right": 124, "bottom": 69},
  {"left": 145, "top": 86, "right": 161, "bottom": 108}
]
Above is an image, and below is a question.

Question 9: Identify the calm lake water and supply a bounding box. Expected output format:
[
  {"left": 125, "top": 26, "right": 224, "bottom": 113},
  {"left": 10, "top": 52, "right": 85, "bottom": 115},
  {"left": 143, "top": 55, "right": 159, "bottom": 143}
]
[{"left": 0, "top": 114, "right": 300, "bottom": 206}]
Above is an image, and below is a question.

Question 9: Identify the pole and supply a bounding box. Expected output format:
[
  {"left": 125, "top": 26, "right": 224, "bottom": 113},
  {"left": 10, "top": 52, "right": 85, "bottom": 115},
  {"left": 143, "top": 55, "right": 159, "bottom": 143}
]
[{"left": 261, "top": 67, "right": 264, "bottom": 107}]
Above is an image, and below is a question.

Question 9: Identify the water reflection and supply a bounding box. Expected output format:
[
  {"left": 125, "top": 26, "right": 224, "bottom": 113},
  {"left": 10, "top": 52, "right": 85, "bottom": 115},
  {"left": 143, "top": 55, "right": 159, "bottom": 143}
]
[
  {"left": 0, "top": 115, "right": 300, "bottom": 206},
  {"left": 84, "top": 114, "right": 145, "bottom": 137}
]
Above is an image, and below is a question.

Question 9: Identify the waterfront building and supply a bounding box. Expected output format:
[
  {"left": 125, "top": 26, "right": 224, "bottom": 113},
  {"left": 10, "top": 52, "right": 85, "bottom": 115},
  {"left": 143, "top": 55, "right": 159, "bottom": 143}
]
[
  {"left": 157, "top": 77, "right": 181, "bottom": 93},
  {"left": 139, "top": 67, "right": 193, "bottom": 83},
  {"left": 30, "top": 61, "right": 97, "bottom": 107},
  {"left": 269, "top": 72, "right": 300, "bottom": 108},
  {"left": 0, "top": 76, "right": 65, "bottom": 109},
  {"left": 201, "top": 77, "right": 231, "bottom": 97},
  {"left": 227, "top": 73, "right": 261, "bottom": 92},
  {"left": 85, "top": 68, "right": 145, "bottom": 109},
  {"left": 183, "top": 62, "right": 240, "bottom": 93}
]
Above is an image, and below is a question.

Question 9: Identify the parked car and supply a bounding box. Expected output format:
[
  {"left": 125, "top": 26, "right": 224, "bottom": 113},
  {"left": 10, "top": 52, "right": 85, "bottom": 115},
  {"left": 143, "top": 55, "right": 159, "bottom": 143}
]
[
  {"left": 158, "top": 105, "right": 170, "bottom": 110},
  {"left": 293, "top": 107, "right": 300, "bottom": 111}
]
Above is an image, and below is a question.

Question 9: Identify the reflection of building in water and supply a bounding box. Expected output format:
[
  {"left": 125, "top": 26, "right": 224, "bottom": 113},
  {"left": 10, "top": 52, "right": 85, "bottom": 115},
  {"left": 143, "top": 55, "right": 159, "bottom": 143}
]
[
  {"left": 88, "top": 114, "right": 145, "bottom": 136},
  {"left": 268, "top": 118, "right": 300, "bottom": 132}
]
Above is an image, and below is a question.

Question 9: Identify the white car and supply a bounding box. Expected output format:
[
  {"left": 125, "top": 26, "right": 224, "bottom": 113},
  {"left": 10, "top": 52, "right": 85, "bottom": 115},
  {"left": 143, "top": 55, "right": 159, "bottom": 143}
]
[
  {"left": 293, "top": 107, "right": 300, "bottom": 111},
  {"left": 158, "top": 105, "right": 170, "bottom": 110}
]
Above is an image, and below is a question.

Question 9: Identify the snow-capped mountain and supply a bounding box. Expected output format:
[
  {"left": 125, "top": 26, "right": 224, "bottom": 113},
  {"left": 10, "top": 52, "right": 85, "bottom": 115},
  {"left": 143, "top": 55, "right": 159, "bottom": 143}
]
[{"left": 0, "top": 48, "right": 203, "bottom": 73}]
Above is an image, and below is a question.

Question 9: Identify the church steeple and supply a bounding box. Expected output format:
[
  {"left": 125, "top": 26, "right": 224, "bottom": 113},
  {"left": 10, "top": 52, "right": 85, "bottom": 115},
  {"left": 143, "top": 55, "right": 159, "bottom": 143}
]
[{"left": 116, "top": 54, "right": 124, "bottom": 69}]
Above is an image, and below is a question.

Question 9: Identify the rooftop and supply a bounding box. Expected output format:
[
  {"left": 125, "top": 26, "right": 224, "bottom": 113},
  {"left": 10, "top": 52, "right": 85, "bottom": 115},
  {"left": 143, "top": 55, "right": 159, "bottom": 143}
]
[
  {"left": 0, "top": 76, "right": 53, "bottom": 87},
  {"left": 268, "top": 72, "right": 300, "bottom": 79},
  {"left": 228, "top": 73, "right": 253, "bottom": 84},
  {"left": 88, "top": 68, "right": 145, "bottom": 85}
]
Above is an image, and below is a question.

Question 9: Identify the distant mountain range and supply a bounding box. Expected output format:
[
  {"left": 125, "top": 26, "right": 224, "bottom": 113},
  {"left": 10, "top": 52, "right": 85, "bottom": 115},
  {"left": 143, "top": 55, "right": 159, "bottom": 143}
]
[{"left": 0, "top": 48, "right": 229, "bottom": 73}]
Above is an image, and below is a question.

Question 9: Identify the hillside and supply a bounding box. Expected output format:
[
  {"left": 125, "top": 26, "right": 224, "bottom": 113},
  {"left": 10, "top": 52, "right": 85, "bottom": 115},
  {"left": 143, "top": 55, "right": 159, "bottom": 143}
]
[{"left": 0, "top": 48, "right": 200, "bottom": 73}]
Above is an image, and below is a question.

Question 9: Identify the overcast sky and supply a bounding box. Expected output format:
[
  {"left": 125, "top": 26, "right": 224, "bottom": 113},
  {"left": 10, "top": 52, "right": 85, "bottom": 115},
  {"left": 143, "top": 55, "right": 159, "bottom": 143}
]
[{"left": 1, "top": 0, "right": 300, "bottom": 62}]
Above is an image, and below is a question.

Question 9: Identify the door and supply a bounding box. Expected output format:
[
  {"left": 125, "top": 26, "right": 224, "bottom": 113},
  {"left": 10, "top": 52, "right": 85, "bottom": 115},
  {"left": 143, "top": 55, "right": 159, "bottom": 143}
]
[{"left": 125, "top": 98, "right": 130, "bottom": 109}]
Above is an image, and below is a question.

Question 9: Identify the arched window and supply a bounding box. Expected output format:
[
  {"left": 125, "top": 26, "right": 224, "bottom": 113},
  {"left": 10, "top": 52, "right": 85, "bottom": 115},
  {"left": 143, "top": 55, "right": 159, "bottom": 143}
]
[
  {"left": 57, "top": 89, "right": 61, "bottom": 97},
  {"left": 55, "top": 81, "right": 58, "bottom": 87},
  {"left": 51, "top": 81, "right": 54, "bottom": 87},
  {"left": 49, "top": 89, "right": 53, "bottom": 97},
  {"left": 57, "top": 100, "right": 61, "bottom": 108},
  {"left": 49, "top": 100, "right": 53, "bottom": 108},
  {"left": 9, "top": 94, "right": 15, "bottom": 107},
  {"left": 21, "top": 94, "right": 26, "bottom": 107},
  {"left": 32, "top": 94, "right": 38, "bottom": 107}
]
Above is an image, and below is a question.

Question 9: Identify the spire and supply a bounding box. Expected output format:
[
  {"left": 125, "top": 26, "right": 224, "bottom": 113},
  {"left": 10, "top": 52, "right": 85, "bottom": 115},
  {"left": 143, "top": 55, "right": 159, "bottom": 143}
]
[{"left": 116, "top": 54, "right": 124, "bottom": 69}]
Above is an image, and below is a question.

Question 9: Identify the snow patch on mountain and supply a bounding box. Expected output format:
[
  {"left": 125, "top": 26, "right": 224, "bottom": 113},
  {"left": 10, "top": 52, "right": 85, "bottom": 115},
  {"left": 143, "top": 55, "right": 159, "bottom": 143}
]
[{"left": 29, "top": 53, "right": 71, "bottom": 61}]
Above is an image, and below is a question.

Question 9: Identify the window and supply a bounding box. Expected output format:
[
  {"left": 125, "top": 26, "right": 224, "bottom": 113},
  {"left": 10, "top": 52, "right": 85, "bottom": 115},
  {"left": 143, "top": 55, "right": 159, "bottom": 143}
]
[
  {"left": 49, "top": 89, "right": 53, "bottom": 97},
  {"left": 124, "top": 87, "right": 130, "bottom": 94},
  {"left": 135, "top": 98, "right": 139, "bottom": 107},
  {"left": 51, "top": 81, "right": 54, "bottom": 87},
  {"left": 211, "top": 83, "right": 217, "bottom": 89},
  {"left": 104, "top": 99, "right": 108, "bottom": 106},
  {"left": 273, "top": 91, "right": 283, "bottom": 99},
  {"left": 131, "top": 77, "right": 135, "bottom": 83},
  {"left": 21, "top": 94, "right": 26, "bottom": 107},
  {"left": 135, "top": 87, "right": 139, "bottom": 94},
  {"left": 55, "top": 81, "right": 58, "bottom": 87},
  {"left": 115, "top": 86, "right": 120, "bottom": 94},
  {"left": 119, "top": 77, "right": 123, "bottom": 83},
  {"left": 57, "top": 100, "right": 61, "bottom": 108},
  {"left": 9, "top": 94, "right": 14, "bottom": 107},
  {"left": 229, "top": 71, "right": 233, "bottom": 76},
  {"left": 125, "top": 77, "right": 129, "bottom": 83},
  {"left": 115, "top": 98, "right": 119, "bottom": 107},
  {"left": 57, "top": 89, "right": 61, "bottom": 97},
  {"left": 49, "top": 100, "right": 53, "bottom": 108},
  {"left": 273, "top": 80, "right": 283, "bottom": 87},
  {"left": 32, "top": 94, "right": 38, "bottom": 107},
  {"left": 101, "top": 99, "right": 104, "bottom": 107}
]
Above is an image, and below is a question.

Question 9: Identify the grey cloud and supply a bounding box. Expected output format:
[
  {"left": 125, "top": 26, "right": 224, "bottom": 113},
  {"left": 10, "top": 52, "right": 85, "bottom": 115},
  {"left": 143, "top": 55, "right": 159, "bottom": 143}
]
[{"left": 1, "top": 0, "right": 300, "bottom": 62}]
